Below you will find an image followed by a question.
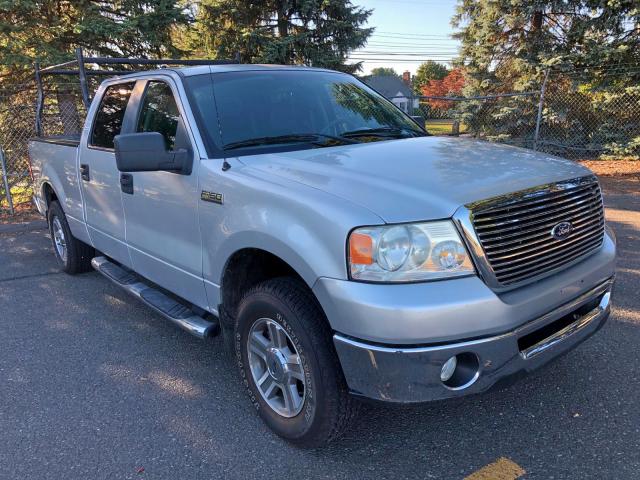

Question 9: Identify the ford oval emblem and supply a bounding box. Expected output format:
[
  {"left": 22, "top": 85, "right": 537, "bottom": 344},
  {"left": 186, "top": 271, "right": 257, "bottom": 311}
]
[{"left": 551, "top": 221, "right": 573, "bottom": 240}]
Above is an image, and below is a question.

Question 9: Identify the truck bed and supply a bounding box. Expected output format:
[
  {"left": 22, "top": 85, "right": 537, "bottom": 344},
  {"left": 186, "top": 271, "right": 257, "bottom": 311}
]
[
  {"left": 30, "top": 134, "right": 81, "bottom": 148},
  {"left": 29, "top": 134, "right": 85, "bottom": 239}
]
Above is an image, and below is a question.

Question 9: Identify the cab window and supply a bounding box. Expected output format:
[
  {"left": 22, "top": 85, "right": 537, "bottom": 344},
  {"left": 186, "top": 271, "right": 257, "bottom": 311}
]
[
  {"left": 137, "top": 81, "right": 181, "bottom": 150},
  {"left": 90, "top": 82, "right": 135, "bottom": 149}
]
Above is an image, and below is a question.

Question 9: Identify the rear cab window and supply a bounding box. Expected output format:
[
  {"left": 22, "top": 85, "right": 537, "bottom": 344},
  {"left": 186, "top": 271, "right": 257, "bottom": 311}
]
[{"left": 90, "top": 82, "right": 135, "bottom": 149}]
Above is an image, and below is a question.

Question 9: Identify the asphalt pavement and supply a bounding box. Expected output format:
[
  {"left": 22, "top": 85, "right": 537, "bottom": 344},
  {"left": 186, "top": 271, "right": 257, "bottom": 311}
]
[{"left": 0, "top": 177, "right": 638, "bottom": 479}]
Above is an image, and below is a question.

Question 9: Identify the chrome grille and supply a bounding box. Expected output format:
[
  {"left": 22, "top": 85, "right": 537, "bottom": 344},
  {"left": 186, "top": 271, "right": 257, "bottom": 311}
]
[{"left": 470, "top": 176, "right": 605, "bottom": 286}]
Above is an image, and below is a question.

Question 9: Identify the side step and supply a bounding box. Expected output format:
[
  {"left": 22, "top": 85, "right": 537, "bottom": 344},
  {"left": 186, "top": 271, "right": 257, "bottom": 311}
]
[{"left": 91, "top": 256, "right": 219, "bottom": 339}]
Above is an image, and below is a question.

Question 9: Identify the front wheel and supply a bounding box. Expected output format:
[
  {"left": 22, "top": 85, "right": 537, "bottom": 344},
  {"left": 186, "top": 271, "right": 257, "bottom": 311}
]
[
  {"left": 235, "top": 277, "right": 358, "bottom": 447},
  {"left": 47, "top": 201, "right": 94, "bottom": 274}
]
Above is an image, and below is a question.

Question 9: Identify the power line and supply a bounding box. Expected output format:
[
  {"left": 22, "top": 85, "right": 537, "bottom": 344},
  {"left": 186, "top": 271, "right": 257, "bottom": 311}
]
[
  {"left": 349, "top": 57, "right": 457, "bottom": 61},
  {"left": 370, "top": 32, "right": 454, "bottom": 39},
  {"left": 365, "top": 0, "right": 450, "bottom": 6},
  {"left": 366, "top": 42, "right": 459, "bottom": 47},
  {"left": 356, "top": 51, "right": 459, "bottom": 56},
  {"left": 361, "top": 44, "right": 460, "bottom": 49},
  {"left": 370, "top": 34, "right": 455, "bottom": 39},
  {"left": 374, "top": 31, "right": 453, "bottom": 36}
]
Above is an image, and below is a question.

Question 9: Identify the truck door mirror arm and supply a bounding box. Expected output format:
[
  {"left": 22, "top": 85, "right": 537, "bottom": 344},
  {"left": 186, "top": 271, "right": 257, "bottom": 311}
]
[{"left": 114, "top": 132, "right": 192, "bottom": 175}]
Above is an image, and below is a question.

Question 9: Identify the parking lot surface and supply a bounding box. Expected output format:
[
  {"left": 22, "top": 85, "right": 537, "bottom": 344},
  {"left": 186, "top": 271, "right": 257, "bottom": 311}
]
[{"left": 1, "top": 177, "right": 638, "bottom": 479}]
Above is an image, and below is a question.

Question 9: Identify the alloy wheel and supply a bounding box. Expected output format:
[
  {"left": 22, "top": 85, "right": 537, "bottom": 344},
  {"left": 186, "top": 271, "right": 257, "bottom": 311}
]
[
  {"left": 247, "top": 318, "right": 306, "bottom": 418},
  {"left": 52, "top": 216, "right": 67, "bottom": 263}
]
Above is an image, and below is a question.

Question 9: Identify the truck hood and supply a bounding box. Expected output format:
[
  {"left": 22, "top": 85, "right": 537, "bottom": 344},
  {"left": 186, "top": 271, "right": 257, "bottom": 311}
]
[{"left": 236, "top": 136, "right": 592, "bottom": 223}]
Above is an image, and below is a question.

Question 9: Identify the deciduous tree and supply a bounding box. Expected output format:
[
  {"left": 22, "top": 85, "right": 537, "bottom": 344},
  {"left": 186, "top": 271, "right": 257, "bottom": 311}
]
[
  {"left": 413, "top": 60, "right": 448, "bottom": 94},
  {"left": 369, "top": 67, "right": 398, "bottom": 77},
  {"left": 422, "top": 67, "right": 465, "bottom": 109}
]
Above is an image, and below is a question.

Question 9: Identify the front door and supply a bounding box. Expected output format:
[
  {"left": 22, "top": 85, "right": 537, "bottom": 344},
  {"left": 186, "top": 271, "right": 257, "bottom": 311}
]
[
  {"left": 120, "top": 78, "right": 207, "bottom": 309},
  {"left": 81, "top": 81, "right": 136, "bottom": 267}
]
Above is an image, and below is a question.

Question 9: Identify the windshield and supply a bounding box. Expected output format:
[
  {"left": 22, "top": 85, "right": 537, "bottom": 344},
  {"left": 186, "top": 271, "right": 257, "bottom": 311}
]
[{"left": 186, "top": 70, "right": 425, "bottom": 155}]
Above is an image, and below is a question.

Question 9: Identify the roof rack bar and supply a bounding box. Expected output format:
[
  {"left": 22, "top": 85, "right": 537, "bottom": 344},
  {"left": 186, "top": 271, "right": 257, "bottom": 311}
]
[
  {"left": 76, "top": 48, "right": 91, "bottom": 109},
  {"left": 40, "top": 69, "right": 154, "bottom": 76},
  {"left": 39, "top": 59, "right": 78, "bottom": 73},
  {"left": 33, "top": 48, "right": 241, "bottom": 135},
  {"left": 34, "top": 61, "right": 44, "bottom": 136},
  {"left": 83, "top": 57, "right": 238, "bottom": 66}
]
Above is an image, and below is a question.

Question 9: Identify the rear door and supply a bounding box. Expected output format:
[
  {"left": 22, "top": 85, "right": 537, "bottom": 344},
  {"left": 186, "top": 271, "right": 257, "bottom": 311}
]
[
  {"left": 120, "top": 77, "right": 207, "bottom": 309},
  {"left": 80, "top": 81, "right": 135, "bottom": 266}
]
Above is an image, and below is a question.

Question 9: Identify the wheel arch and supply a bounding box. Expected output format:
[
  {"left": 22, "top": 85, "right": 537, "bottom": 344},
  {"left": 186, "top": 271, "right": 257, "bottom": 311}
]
[
  {"left": 41, "top": 181, "right": 59, "bottom": 210},
  {"left": 219, "top": 246, "right": 316, "bottom": 321}
]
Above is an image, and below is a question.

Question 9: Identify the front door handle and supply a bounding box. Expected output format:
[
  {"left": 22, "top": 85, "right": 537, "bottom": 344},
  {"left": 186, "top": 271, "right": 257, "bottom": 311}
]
[
  {"left": 80, "top": 164, "right": 90, "bottom": 181},
  {"left": 120, "top": 173, "right": 133, "bottom": 194}
]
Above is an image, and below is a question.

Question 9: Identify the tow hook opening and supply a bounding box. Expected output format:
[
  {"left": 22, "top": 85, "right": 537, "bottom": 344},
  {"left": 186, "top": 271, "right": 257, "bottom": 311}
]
[{"left": 441, "top": 352, "right": 480, "bottom": 390}]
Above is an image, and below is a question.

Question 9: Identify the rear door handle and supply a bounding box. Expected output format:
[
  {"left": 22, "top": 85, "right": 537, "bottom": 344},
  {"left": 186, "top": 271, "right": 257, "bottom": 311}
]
[
  {"left": 80, "top": 164, "right": 90, "bottom": 181},
  {"left": 120, "top": 173, "right": 133, "bottom": 194}
]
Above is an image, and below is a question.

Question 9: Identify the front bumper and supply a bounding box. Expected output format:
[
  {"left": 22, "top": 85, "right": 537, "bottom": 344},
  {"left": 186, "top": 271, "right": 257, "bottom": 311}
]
[
  {"left": 314, "top": 230, "right": 616, "bottom": 345},
  {"left": 333, "top": 278, "right": 613, "bottom": 403}
]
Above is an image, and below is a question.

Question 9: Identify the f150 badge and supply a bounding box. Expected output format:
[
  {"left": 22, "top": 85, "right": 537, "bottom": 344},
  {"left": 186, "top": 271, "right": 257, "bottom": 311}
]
[{"left": 201, "top": 191, "right": 224, "bottom": 205}]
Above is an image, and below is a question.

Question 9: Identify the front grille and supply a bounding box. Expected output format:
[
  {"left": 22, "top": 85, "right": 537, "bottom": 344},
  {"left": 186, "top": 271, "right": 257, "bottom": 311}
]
[{"left": 470, "top": 176, "right": 605, "bottom": 286}]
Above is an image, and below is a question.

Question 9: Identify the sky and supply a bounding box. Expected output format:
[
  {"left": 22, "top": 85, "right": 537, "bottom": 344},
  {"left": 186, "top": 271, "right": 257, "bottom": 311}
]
[{"left": 347, "top": 0, "right": 461, "bottom": 76}]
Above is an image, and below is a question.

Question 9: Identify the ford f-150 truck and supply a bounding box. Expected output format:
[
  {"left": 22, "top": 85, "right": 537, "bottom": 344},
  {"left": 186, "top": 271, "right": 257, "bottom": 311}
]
[{"left": 29, "top": 64, "right": 616, "bottom": 447}]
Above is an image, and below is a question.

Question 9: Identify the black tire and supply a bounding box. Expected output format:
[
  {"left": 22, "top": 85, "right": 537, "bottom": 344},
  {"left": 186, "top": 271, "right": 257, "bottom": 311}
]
[
  {"left": 235, "top": 277, "right": 358, "bottom": 447},
  {"left": 47, "top": 201, "right": 94, "bottom": 274}
]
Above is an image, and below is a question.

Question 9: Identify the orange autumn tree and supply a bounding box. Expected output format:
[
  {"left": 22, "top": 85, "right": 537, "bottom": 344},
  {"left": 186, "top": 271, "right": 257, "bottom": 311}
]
[{"left": 421, "top": 68, "right": 466, "bottom": 110}]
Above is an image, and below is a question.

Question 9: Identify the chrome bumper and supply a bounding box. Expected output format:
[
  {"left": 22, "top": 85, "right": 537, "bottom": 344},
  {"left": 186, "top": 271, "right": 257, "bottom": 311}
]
[{"left": 334, "top": 277, "right": 613, "bottom": 403}]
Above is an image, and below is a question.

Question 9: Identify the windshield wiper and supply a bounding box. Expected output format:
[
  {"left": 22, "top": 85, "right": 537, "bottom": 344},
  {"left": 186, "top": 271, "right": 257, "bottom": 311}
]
[
  {"left": 341, "top": 126, "right": 425, "bottom": 139},
  {"left": 223, "top": 133, "right": 359, "bottom": 151}
]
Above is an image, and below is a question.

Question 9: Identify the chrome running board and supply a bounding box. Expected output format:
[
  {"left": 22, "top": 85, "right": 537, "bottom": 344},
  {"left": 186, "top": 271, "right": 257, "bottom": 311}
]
[{"left": 91, "top": 256, "right": 219, "bottom": 339}]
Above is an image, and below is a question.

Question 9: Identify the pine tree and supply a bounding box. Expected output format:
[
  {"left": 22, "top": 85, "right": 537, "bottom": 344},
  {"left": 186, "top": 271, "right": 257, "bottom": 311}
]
[
  {"left": 451, "top": 1, "right": 640, "bottom": 157},
  {"left": 187, "top": 0, "right": 373, "bottom": 73},
  {"left": 0, "top": 1, "right": 190, "bottom": 81},
  {"left": 452, "top": 0, "right": 640, "bottom": 91}
]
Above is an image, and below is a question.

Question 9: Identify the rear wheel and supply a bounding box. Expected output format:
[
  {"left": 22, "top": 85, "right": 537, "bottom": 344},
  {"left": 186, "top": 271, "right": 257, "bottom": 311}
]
[
  {"left": 47, "top": 201, "right": 94, "bottom": 274},
  {"left": 235, "top": 277, "right": 358, "bottom": 447}
]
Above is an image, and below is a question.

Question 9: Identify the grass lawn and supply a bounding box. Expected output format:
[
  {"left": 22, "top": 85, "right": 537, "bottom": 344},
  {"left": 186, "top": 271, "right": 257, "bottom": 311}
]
[
  {"left": 424, "top": 119, "right": 468, "bottom": 136},
  {"left": 0, "top": 183, "right": 33, "bottom": 208}
]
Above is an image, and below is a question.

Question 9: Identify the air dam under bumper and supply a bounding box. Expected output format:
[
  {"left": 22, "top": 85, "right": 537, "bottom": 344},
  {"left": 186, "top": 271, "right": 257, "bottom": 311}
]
[{"left": 334, "top": 278, "right": 613, "bottom": 403}]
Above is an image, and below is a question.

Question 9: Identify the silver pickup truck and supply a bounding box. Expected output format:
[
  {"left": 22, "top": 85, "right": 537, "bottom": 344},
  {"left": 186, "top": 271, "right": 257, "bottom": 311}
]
[{"left": 29, "top": 64, "right": 616, "bottom": 447}]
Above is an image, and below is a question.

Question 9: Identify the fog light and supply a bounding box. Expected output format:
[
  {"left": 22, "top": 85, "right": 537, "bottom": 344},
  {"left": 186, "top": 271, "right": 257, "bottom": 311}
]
[{"left": 440, "top": 355, "right": 458, "bottom": 382}]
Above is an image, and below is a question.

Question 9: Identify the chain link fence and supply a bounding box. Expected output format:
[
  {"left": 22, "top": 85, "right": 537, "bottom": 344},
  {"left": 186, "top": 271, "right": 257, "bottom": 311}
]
[
  {"left": 0, "top": 79, "right": 90, "bottom": 215},
  {"left": 395, "top": 70, "right": 640, "bottom": 160},
  {"left": 0, "top": 84, "right": 38, "bottom": 214},
  {"left": 537, "top": 75, "right": 640, "bottom": 159},
  {"left": 1, "top": 68, "right": 639, "bottom": 216},
  {"left": 403, "top": 92, "right": 540, "bottom": 149}
]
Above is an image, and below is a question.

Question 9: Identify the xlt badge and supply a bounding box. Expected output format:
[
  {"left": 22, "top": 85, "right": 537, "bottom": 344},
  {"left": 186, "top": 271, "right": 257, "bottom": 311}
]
[{"left": 201, "top": 191, "right": 224, "bottom": 205}]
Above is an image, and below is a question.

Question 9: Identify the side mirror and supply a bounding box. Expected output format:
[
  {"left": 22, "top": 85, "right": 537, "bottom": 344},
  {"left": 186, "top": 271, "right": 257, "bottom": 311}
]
[{"left": 114, "top": 132, "right": 191, "bottom": 174}]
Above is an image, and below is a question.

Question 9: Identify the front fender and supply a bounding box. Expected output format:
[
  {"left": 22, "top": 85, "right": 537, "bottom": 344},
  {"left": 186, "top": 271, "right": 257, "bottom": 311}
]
[
  {"left": 199, "top": 159, "right": 383, "bottom": 306},
  {"left": 212, "top": 228, "right": 331, "bottom": 290}
]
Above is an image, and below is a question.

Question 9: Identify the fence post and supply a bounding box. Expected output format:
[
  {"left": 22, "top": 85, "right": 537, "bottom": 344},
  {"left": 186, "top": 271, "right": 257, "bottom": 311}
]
[
  {"left": 34, "top": 61, "right": 44, "bottom": 137},
  {"left": 533, "top": 68, "right": 550, "bottom": 151},
  {"left": 1, "top": 147, "right": 14, "bottom": 216},
  {"left": 75, "top": 48, "right": 91, "bottom": 110}
]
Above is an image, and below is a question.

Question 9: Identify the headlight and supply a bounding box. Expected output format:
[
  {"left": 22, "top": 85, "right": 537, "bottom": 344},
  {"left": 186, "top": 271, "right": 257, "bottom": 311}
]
[{"left": 348, "top": 220, "right": 474, "bottom": 282}]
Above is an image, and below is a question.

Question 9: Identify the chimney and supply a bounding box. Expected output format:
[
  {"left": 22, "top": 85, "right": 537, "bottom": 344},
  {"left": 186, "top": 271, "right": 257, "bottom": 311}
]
[{"left": 402, "top": 70, "right": 411, "bottom": 86}]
